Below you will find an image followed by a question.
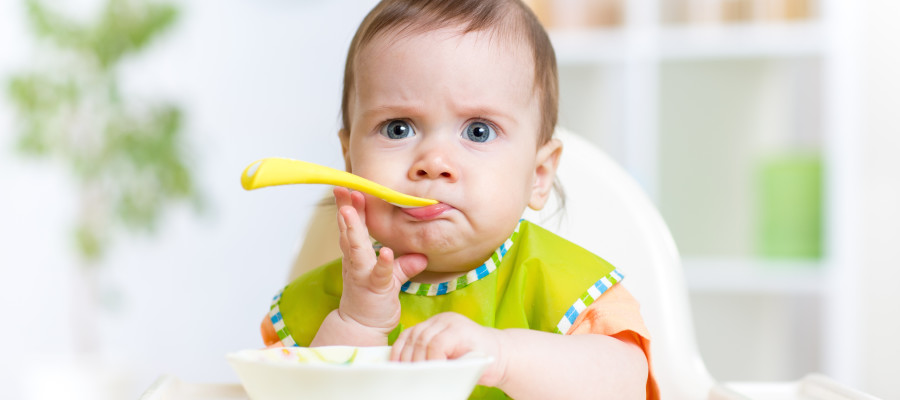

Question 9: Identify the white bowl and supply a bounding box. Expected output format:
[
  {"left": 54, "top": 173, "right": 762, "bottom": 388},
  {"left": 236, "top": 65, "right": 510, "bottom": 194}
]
[{"left": 226, "top": 346, "right": 492, "bottom": 400}]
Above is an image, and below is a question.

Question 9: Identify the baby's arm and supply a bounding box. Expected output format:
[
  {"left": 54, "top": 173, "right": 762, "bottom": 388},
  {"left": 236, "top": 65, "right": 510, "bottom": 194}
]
[
  {"left": 492, "top": 328, "right": 647, "bottom": 399},
  {"left": 391, "top": 311, "right": 648, "bottom": 399},
  {"left": 310, "top": 188, "right": 427, "bottom": 346}
]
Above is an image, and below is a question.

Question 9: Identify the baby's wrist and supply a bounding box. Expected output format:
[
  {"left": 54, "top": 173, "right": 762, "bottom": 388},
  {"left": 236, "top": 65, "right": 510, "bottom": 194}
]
[
  {"left": 312, "top": 309, "right": 393, "bottom": 347},
  {"left": 336, "top": 307, "right": 397, "bottom": 337},
  {"left": 483, "top": 328, "right": 513, "bottom": 389}
]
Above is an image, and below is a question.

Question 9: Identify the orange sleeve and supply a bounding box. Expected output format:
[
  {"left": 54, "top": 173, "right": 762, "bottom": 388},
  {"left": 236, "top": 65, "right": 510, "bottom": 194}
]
[
  {"left": 261, "top": 315, "right": 283, "bottom": 348},
  {"left": 567, "top": 284, "right": 660, "bottom": 400}
]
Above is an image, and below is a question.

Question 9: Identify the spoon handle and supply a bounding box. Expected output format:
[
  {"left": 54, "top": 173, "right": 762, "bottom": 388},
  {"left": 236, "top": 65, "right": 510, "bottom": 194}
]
[{"left": 241, "top": 157, "right": 438, "bottom": 208}]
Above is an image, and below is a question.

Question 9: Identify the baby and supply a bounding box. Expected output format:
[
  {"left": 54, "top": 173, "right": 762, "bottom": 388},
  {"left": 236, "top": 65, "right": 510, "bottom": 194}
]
[{"left": 261, "top": 0, "right": 656, "bottom": 398}]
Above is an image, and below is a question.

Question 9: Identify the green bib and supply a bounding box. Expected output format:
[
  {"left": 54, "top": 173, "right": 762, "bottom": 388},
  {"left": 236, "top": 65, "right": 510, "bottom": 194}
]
[{"left": 267, "top": 220, "right": 623, "bottom": 399}]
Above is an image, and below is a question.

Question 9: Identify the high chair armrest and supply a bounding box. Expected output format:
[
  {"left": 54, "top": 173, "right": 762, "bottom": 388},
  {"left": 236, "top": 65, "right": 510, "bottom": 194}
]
[
  {"left": 709, "top": 374, "right": 881, "bottom": 400},
  {"left": 709, "top": 384, "right": 752, "bottom": 400}
]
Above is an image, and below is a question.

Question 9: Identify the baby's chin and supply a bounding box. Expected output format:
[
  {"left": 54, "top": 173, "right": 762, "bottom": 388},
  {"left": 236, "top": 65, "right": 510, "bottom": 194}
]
[
  {"left": 376, "top": 235, "right": 458, "bottom": 259},
  {"left": 384, "top": 240, "right": 498, "bottom": 277},
  {"left": 372, "top": 220, "right": 459, "bottom": 248},
  {"left": 419, "top": 252, "right": 488, "bottom": 277},
  {"left": 369, "top": 218, "right": 510, "bottom": 270}
]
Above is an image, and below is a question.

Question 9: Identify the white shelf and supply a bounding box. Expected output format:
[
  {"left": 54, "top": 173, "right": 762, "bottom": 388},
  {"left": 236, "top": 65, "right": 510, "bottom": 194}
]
[
  {"left": 550, "top": 21, "right": 825, "bottom": 65},
  {"left": 683, "top": 257, "right": 826, "bottom": 295},
  {"left": 658, "top": 21, "right": 826, "bottom": 60},
  {"left": 550, "top": 29, "right": 627, "bottom": 65},
  {"left": 549, "top": 0, "right": 856, "bottom": 382}
]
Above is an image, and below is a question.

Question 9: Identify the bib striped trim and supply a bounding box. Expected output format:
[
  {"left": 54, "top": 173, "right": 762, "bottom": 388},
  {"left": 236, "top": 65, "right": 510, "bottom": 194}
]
[
  {"left": 268, "top": 290, "right": 298, "bottom": 347},
  {"left": 555, "top": 269, "right": 625, "bottom": 334},
  {"left": 399, "top": 220, "right": 522, "bottom": 296}
]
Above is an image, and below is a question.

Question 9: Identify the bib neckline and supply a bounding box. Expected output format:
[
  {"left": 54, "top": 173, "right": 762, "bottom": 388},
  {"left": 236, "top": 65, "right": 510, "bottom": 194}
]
[{"left": 399, "top": 220, "right": 522, "bottom": 296}]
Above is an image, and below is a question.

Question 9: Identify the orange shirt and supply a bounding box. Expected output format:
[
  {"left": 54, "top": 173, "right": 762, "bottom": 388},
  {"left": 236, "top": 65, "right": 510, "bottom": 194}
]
[{"left": 567, "top": 283, "right": 660, "bottom": 400}]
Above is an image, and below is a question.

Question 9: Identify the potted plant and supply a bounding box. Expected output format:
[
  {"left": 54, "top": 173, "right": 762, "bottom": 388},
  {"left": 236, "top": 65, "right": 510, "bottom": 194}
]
[{"left": 6, "top": 0, "right": 200, "bottom": 397}]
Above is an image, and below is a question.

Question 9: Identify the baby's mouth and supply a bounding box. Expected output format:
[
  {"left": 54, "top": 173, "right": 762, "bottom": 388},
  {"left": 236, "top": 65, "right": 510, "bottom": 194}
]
[{"left": 401, "top": 202, "right": 453, "bottom": 220}]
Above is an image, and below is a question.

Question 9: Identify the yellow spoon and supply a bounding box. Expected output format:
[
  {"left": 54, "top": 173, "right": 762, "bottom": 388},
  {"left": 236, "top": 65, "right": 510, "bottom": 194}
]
[{"left": 241, "top": 157, "right": 438, "bottom": 208}]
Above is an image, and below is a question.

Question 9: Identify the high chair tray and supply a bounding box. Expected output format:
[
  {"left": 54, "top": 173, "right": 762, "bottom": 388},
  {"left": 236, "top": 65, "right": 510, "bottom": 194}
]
[
  {"left": 142, "top": 373, "right": 879, "bottom": 400},
  {"left": 140, "top": 376, "right": 248, "bottom": 400}
]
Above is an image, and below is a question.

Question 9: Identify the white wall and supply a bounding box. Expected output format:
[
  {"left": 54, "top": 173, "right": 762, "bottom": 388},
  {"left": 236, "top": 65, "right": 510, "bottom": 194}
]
[
  {"left": 856, "top": 2, "right": 900, "bottom": 398},
  {"left": 0, "top": 0, "right": 377, "bottom": 398}
]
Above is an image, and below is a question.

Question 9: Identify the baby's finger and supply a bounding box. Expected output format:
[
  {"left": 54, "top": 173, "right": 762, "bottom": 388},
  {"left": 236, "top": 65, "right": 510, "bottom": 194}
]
[
  {"left": 339, "top": 206, "right": 369, "bottom": 250},
  {"left": 336, "top": 210, "right": 349, "bottom": 253},
  {"left": 390, "top": 329, "right": 410, "bottom": 361},
  {"left": 370, "top": 246, "right": 395, "bottom": 289},
  {"left": 412, "top": 321, "right": 452, "bottom": 362},
  {"left": 333, "top": 187, "right": 353, "bottom": 210},
  {"left": 394, "top": 327, "right": 419, "bottom": 362},
  {"left": 391, "top": 319, "right": 447, "bottom": 363},
  {"left": 334, "top": 188, "right": 352, "bottom": 251},
  {"left": 339, "top": 206, "right": 376, "bottom": 273},
  {"left": 350, "top": 190, "right": 367, "bottom": 225},
  {"left": 394, "top": 253, "right": 428, "bottom": 283}
]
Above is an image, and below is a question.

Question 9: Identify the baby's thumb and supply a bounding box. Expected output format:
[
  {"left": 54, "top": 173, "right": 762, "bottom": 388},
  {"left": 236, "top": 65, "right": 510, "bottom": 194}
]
[{"left": 394, "top": 253, "right": 428, "bottom": 283}]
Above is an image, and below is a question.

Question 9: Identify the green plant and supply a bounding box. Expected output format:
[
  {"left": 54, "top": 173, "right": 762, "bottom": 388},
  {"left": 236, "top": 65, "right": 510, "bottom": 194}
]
[{"left": 7, "top": 0, "right": 200, "bottom": 264}]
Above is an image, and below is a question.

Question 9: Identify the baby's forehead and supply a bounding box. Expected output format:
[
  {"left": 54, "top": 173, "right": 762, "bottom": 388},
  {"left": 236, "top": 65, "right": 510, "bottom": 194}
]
[
  {"left": 365, "top": 24, "right": 529, "bottom": 56},
  {"left": 356, "top": 27, "right": 535, "bottom": 87},
  {"left": 354, "top": 27, "right": 536, "bottom": 91}
]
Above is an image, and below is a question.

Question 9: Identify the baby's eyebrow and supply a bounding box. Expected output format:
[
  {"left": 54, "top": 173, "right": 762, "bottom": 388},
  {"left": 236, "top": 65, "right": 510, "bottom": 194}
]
[
  {"left": 456, "top": 104, "right": 511, "bottom": 119},
  {"left": 361, "top": 104, "right": 425, "bottom": 120},
  {"left": 454, "top": 104, "right": 517, "bottom": 128}
]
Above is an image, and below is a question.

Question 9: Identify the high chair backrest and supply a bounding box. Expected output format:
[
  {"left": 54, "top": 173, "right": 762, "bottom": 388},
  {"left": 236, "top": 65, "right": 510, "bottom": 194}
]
[
  {"left": 523, "top": 128, "right": 715, "bottom": 398},
  {"left": 288, "top": 128, "right": 715, "bottom": 399}
]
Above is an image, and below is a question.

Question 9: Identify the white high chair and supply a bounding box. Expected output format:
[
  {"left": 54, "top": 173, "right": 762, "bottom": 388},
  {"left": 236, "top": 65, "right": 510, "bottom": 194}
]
[{"left": 287, "top": 128, "right": 878, "bottom": 400}]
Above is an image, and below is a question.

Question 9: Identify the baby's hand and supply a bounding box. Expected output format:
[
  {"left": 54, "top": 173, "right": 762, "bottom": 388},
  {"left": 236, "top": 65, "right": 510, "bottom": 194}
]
[
  {"left": 390, "top": 312, "right": 509, "bottom": 388},
  {"left": 333, "top": 187, "right": 428, "bottom": 336}
]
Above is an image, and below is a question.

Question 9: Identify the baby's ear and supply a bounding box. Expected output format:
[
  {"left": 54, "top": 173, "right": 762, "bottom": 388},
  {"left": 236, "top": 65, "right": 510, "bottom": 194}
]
[
  {"left": 528, "top": 138, "right": 562, "bottom": 211},
  {"left": 339, "top": 129, "right": 352, "bottom": 172}
]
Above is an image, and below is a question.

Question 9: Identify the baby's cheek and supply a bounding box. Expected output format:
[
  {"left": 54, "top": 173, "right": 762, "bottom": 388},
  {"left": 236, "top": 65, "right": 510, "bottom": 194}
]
[{"left": 361, "top": 198, "right": 394, "bottom": 240}]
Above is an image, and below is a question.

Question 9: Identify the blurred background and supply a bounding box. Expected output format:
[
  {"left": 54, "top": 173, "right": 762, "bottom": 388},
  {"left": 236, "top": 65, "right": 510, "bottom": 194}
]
[{"left": 0, "top": 0, "right": 897, "bottom": 399}]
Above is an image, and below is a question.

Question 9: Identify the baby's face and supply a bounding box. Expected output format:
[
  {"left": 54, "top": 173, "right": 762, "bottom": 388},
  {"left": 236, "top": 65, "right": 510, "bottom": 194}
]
[{"left": 341, "top": 26, "right": 555, "bottom": 274}]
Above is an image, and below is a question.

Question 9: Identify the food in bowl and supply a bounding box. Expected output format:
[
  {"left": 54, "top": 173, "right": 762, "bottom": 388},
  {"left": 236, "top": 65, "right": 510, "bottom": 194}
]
[{"left": 227, "top": 346, "right": 491, "bottom": 400}]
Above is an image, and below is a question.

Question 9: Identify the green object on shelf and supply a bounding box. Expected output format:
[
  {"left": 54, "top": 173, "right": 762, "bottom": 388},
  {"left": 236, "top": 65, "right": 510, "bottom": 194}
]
[{"left": 756, "top": 154, "right": 823, "bottom": 259}]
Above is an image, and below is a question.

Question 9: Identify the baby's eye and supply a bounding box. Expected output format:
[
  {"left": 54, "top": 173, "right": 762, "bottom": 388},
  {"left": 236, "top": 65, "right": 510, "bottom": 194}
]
[
  {"left": 380, "top": 120, "right": 415, "bottom": 139},
  {"left": 463, "top": 121, "right": 496, "bottom": 143}
]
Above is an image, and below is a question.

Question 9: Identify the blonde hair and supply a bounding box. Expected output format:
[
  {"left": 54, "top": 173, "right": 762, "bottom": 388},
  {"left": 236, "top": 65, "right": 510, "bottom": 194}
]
[{"left": 340, "top": 0, "right": 559, "bottom": 145}]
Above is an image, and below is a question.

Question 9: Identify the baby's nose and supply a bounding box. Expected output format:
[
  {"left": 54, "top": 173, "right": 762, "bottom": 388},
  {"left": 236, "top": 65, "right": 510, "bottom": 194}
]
[
  {"left": 410, "top": 154, "right": 457, "bottom": 182},
  {"left": 416, "top": 169, "right": 452, "bottom": 178}
]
